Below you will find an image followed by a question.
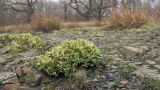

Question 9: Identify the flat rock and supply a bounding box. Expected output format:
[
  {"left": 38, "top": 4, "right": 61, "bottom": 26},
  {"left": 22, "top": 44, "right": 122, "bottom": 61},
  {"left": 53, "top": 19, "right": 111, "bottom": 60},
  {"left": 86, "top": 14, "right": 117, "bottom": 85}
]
[
  {"left": 0, "top": 56, "right": 6, "bottom": 64},
  {"left": 19, "top": 51, "right": 36, "bottom": 58},
  {"left": 15, "top": 66, "right": 24, "bottom": 77},
  {"left": 119, "top": 46, "right": 144, "bottom": 60},
  {"left": 111, "top": 54, "right": 123, "bottom": 61},
  {"left": 0, "top": 46, "right": 12, "bottom": 55},
  {"left": 146, "top": 61, "right": 156, "bottom": 65},
  {"left": 134, "top": 62, "right": 143, "bottom": 65},
  {"left": 120, "top": 80, "right": 129, "bottom": 85},
  {"left": 0, "top": 72, "right": 17, "bottom": 84},
  {"left": 18, "top": 87, "right": 34, "bottom": 90},
  {"left": 122, "top": 46, "right": 144, "bottom": 54},
  {"left": 133, "top": 66, "right": 160, "bottom": 80},
  {"left": 155, "top": 65, "right": 160, "bottom": 69}
]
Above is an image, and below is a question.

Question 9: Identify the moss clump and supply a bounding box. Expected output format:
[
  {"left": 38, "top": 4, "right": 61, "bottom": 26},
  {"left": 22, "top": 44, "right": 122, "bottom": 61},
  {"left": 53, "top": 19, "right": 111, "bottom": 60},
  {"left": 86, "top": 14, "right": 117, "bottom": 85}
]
[
  {"left": 0, "top": 33, "right": 45, "bottom": 53},
  {"left": 36, "top": 39, "right": 102, "bottom": 78}
]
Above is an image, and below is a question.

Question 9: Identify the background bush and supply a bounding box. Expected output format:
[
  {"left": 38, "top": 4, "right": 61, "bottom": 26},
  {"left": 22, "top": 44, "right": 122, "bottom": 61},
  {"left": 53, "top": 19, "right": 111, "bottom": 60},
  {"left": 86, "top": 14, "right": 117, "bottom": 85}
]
[
  {"left": 36, "top": 39, "right": 102, "bottom": 78},
  {"left": 104, "top": 8, "right": 155, "bottom": 30},
  {"left": 31, "top": 15, "right": 62, "bottom": 33},
  {"left": 0, "top": 33, "right": 45, "bottom": 53}
]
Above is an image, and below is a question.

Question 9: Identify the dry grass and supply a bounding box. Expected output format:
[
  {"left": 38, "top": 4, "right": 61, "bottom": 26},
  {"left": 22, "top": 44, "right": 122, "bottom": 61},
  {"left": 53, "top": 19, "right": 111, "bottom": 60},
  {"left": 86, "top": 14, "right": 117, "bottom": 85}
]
[
  {"left": 31, "top": 15, "right": 62, "bottom": 33},
  {"left": 0, "top": 24, "right": 31, "bottom": 33},
  {"left": 62, "top": 21, "right": 105, "bottom": 29},
  {"left": 104, "top": 8, "right": 155, "bottom": 30}
]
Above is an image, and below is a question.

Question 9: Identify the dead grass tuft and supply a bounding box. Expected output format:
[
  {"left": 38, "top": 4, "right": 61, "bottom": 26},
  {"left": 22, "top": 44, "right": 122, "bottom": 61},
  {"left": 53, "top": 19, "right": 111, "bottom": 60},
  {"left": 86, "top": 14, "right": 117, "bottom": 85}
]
[
  {"left": 31, "top": 15, "right": 62, "bottom": 33},
  {"left": 104, "top": 8, "right": 155, "bottom": 30}
]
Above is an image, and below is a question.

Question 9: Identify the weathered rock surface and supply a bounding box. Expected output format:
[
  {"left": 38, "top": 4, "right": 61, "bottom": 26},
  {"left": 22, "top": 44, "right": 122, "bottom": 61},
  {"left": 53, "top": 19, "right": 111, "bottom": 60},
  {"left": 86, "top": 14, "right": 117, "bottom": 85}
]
[
  {"left": 0, "top": 56, "right": 6, "bottom": 64},
  {"left": 133, "top": 65, "right": 160, "bottom": 80},
  {"left": 0, "top": 46, "right": 12, "bottom": 55},
  {"left": 0, "top": 72, "right": 17, "bottom": 84}
]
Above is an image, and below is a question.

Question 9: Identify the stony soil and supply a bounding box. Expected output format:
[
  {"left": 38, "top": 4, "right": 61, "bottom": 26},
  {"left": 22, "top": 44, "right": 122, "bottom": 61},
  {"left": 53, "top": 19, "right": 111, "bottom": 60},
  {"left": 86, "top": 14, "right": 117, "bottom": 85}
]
[{"left": 0, "top": 28, "right": 160, "bottom": 90}]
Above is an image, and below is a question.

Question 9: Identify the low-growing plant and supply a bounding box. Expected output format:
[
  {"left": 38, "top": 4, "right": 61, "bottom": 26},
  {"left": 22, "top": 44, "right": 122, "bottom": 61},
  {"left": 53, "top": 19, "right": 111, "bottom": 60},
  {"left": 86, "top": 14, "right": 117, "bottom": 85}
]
[
  {"left": 31, "top": 15, "right": 62, "bottom": 33},
  {"left": 0, "top": 33, "right": 45, "bottom": 53},
  {"left": 36, "top": 39, "right": 102, "bottom": 78},
  {"left": 116, "top": 62, "right": 135, "bottom": 76},
  {"left": 142, "top": 77, "right": 160, "bottom": 90}
]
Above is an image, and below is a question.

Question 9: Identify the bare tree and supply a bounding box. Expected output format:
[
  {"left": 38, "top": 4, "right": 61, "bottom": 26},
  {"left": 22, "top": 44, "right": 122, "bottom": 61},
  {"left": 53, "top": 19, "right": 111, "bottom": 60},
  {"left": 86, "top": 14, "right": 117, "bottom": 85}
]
[
  {"left": 6, "top": 0, "right": 38, "bottom": 22},
  {"left": 68, "top": 0, "right": 95, "bottom": 21},
  {"left": 60, "top": 0, "right": 69, "bottom": 20},
  {"left": 68, "top": 0, "right": 117, "bottom": 21},
  {"left": 93, "top": 0, "right": 117, "bottom": 21}
]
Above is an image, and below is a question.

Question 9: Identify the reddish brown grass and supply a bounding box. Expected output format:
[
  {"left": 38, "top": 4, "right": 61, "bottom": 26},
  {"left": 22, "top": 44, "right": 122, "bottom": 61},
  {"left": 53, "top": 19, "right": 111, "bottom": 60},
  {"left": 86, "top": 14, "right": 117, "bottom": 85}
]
[
  {"left": 31, "top": 15, "right": 62, "bottom": 33},
  {"left": 104, "top": 8, "right": 155, "bottom": 30}
]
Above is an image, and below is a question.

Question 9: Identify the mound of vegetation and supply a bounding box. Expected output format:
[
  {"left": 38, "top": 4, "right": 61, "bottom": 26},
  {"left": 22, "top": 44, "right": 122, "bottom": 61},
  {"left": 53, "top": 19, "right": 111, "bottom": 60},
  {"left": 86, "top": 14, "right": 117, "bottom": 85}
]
[
  {"left": 36, "top": 39, "right": 102, "bottom": 78},
  {"left": 0, "top": 33, "right": 46, "bottom": 53}
]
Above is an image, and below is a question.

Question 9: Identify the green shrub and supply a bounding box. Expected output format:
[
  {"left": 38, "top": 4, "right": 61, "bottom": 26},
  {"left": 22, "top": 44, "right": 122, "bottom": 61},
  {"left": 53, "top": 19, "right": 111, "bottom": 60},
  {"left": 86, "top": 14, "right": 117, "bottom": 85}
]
[
  {"left": 0, "top": 33, "right": 46, "bottom": 53},
  {"left": 36, "top": 39, "right": 102, "bottom": 78}
]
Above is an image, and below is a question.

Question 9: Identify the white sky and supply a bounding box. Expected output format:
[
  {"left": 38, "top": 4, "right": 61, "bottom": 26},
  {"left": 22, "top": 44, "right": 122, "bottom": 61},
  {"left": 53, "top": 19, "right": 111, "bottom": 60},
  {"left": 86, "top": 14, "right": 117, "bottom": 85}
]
[{"left": 51, "top": 0, "right": 59, "bottom": 1}]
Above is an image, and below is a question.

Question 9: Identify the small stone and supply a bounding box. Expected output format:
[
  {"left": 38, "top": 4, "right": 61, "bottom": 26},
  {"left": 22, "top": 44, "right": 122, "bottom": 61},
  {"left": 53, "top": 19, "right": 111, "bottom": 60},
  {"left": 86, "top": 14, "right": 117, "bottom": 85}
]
[
  {"left": 134, "top": 62, "right": 143, "bottom": 65},
  {"left": 155, "top": 65, "right": 160, "bottom": 69},
  {"left": 74, "top": 68, "right": 87, "bottom": 80},
  {"left": 93, "top": 78, "right": 99, "bottom": 82},
  {"left": 0, "top": 46, "right": 12, "bottom": 54},
  {"left": 18, "top": 87, "right": 34, "bottom": 90},
  {"left": 0, "top": 56, "right": 6, "bottom": 64},
  {"left": 111, "top": 65, "right": 117, "bottom": 69},
  {"left": 35, "top": 74, "right": 43, "bottom": 85},
  {"left": 100, "top": 75, "right": 106, "bottom": 79},
  {"left": 19, "top": 51, "right": 36, "bottom": 58},
  {"left": 139, "top": 46, "right": 149, "bottom": 51},
  {"left": 8, "top": 58, "right": 21, "bottom": 65},
  {"left": 15, "top": 66, "right": 24, "bottom": 77},
  {"left": 112, "top": 57, "right": 123, "bottom": 61},
  {"left": 146, "top": 61, "right": 156, "bottom": 65},
  {"left": 22, "top": 67, "right": 32, "bottom": 74},
  {"left": 155, "top": 57, "right": 160, "bottom": 62},
  {"left": 111, "top": 54, "right": 123, "bottom": 61},
  {"left": 108, "top": 82, "right": 116, "bottom": 89},
  {"left": 123, "top": 46, "right": 144, "bottom": 54},
  {"left": 120, "top": 80, "right": 129, "bottom": 85}
]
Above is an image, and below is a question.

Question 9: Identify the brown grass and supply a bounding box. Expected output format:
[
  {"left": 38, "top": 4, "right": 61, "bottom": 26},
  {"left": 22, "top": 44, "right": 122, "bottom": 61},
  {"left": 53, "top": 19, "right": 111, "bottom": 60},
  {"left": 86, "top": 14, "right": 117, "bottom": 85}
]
[
  {"left": 0, "top": 24, "right": 31, "bottom": 33},
  {"left": 62, "top": 21, "right": 105, "bottom": 29},
  {"left": 31, "top": 15, "right": 62, "bottom": 33},
  {"left": 104, "top": 8, "right": 155, "bottom": 30}
]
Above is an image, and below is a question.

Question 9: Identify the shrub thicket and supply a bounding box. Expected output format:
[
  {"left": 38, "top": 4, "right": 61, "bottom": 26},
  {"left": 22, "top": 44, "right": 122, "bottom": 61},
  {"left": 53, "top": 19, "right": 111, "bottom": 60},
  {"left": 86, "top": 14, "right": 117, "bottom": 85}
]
[{"left": 36, "top": 39, "right": 102, "bottom": 78}]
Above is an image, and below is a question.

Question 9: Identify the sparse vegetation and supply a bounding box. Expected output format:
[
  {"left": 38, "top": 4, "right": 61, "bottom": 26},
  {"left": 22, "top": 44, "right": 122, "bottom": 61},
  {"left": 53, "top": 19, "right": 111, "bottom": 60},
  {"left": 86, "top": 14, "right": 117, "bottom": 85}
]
[
  {"left": 142, "top": 77, "right": 160, "bottom": 90},
  {"left": 36, "top": 39, "right": 102, "bottom": 78}
]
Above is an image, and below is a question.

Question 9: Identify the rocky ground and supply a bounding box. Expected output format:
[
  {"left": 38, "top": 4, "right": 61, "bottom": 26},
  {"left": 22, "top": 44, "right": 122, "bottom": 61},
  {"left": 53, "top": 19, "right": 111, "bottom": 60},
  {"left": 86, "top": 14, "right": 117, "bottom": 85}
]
[{"left": 0, "top": 27, "right": 160, "bottom": 90}]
